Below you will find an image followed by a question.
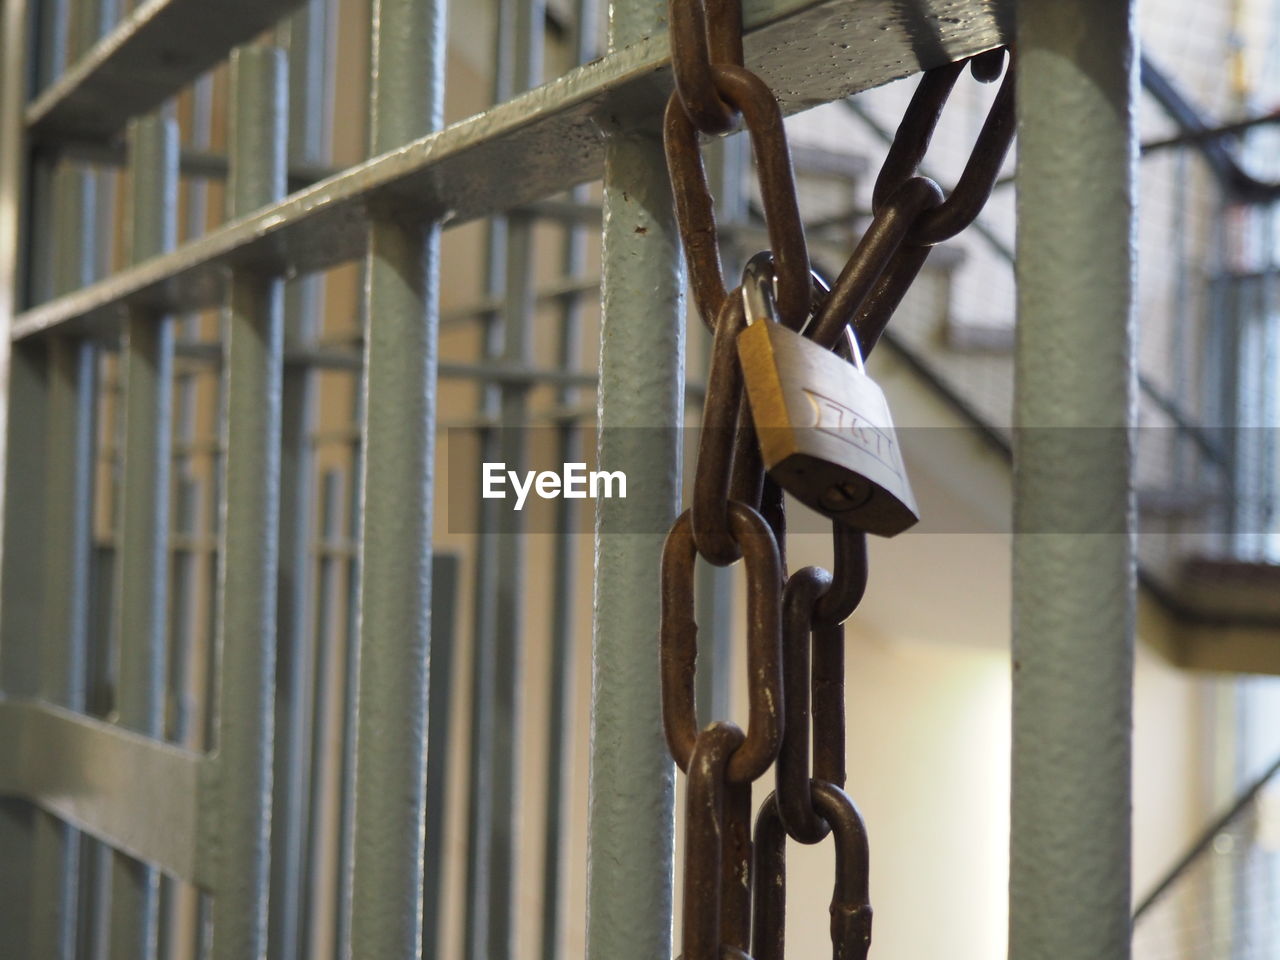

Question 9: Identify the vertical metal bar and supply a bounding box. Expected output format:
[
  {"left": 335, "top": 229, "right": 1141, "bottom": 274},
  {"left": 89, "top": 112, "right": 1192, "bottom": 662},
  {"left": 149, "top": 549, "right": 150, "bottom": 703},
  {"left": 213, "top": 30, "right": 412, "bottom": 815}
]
[
  {"left": 269, "top": 4, "right": 331, "bottom": 957},
  {"left": 71, "top": 0, "right": 115, "bottom": 58},
  {"left": 463, "top": 0, "right": 514, "bottom": 951},
  {"left": 464, "top": 0, "right": 542, "bottom": 951},
  {"left": 346, "top": 0, "right": 443, "bottom": 953},
  {"left": 422, "top": 552, "right": 459, "bottom": 960},
  {"left": 37, "top": 0, "right": 68, "bottom": 90},
  {"left": 209, "top": 44, "right": 287, "bottom": 960},
  {"left": 107, "top": 109, "right": 177, "bottom": 960},
  {"left": 1010, "top": 4, "right": 1137, "bottom": 960},
  {"left": 463, "top": 216, "right": 503, "bottom": 960},
  {"left": 538, "top": 10, "right": 596, "bottom": 958},
  {"left": 301, "top": 470, "right": 343, "bottom": 960},
  {"left": 335, "top": 369, "right": 365, "bottom": 957},
  {"left": 159, "top": 69, "right": 216, "bottom": 960},
  {"left": 63, "top": 11, "right": 112, "bottom": 959},
  {"left": 26, "top": 159, "right": 98, "bottom": 960},
  {"left": 0, "top": 7, "right": 40, "bottom": 941},
  {"left": 0, "top": 352, "right": 44, "bottom": 960},
  {"left": 585, "top": 0, "right": 683, "bottom": 956}
]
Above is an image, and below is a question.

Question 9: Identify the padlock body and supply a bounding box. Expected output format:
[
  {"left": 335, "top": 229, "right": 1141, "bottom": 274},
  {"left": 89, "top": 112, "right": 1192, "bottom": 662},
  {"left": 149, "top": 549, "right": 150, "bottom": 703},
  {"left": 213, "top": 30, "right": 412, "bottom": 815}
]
[{"left": 737, "top": 320, "right": 919, "bottom": 536}]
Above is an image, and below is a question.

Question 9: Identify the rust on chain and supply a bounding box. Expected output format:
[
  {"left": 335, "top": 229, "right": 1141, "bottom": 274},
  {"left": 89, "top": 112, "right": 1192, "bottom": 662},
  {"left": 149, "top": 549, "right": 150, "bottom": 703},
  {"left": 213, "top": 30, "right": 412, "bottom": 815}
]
[
  {"left": 873, "top": 49, "right": 1017, "bottom": 246},
  {"left": 694, "top": 293, "right": 750, "bottom": 565},
  {"left": 661, "top": 504, "right": 783, "bottom": 782},
  {"left": 814, "top": 524, "right": 868, "bottom": 626},
  {"left": 811, "top": 620, "right": 846, "bottom": 789},
  {"left": 729, "top": 402, "right": 765, "bottom": 512},
  {"left": 776, "top": 566, "right": 835, "bottom": 844},
  {"left": 721, "top": 778, "right": 754, "bottom": 953},
  {"left": 664, "top": 65, "right": 811, "bottom": 330},
  {"left": 811, "top": 340, "right": 871, "bottom": 625},
  {"left": 682, "top": 722, "right": 747, "bottom": 960},
  {"left": 667, "top": 0, "right": 744, "bottom": 134},
  {"left": 805, "top": 176, "right": 943, "bottom": 350},
  {"left": 752, "top": 786, "right": 873, "bottom": 960},
  {"left": 847, "top": 242, "right": 932, "bottom": 360},
  {"left": 729, "top": 412, "right": 788, "bottom": 570}
]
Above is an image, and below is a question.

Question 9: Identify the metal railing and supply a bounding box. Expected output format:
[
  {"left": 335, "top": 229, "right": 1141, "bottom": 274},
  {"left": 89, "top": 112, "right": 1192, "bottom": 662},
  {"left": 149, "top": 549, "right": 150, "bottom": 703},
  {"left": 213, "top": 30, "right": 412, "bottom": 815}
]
[{"left": 0, "top": 3, "right": 1016, "bottom": 960}]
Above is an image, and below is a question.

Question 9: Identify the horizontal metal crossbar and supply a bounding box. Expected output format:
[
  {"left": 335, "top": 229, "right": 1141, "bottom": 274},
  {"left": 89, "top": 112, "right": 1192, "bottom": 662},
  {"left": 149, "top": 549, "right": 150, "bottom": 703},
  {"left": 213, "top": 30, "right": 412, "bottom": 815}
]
[
  {"left": 11, "top": 0, "right": 1010, "bottom": 342},
  {"left": 0, "top": 699, "right": 210, "bottom": 886},
  {"left": 26, "top": 0, "right": 309, "bottom": 141}
]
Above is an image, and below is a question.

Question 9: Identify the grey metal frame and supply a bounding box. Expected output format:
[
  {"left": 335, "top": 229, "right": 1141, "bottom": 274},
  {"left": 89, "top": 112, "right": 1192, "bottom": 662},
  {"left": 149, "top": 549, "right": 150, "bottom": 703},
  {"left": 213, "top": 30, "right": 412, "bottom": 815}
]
[{"left": 0, "top": 0, "right": 1141, "bottom": 959}]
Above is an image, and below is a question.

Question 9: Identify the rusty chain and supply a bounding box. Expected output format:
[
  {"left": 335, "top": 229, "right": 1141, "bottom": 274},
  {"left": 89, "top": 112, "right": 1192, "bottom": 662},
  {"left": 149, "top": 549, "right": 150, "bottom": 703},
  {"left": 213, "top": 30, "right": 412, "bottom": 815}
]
[{"left": 660, "top": 0, "right": 1016, "bottom": 952}]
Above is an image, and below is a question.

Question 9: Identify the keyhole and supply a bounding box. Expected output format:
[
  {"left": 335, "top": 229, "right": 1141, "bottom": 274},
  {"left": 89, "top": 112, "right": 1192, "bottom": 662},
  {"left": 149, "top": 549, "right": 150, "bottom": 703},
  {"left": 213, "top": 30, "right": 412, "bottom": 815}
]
[{"left": 820, "top": 479, "right": 872, "bottom": 512}]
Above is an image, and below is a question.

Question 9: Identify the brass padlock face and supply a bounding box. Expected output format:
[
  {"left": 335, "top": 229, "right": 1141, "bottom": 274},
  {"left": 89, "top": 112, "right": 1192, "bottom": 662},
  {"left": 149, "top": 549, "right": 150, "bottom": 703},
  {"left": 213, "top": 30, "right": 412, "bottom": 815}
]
[{"left": 737, "top": 319, "right": 919, "bottom": 537}]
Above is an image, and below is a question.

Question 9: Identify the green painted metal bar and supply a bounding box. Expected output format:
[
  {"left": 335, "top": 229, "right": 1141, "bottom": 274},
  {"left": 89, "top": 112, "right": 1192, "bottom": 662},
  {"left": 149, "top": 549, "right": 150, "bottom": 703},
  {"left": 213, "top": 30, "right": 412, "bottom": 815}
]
[
  {"left": 158, "top": 66, "right": 216, "bottom": 960},
  {"left": 209, "top": 44, "right": 287, "bottom": 960},
  {"left": 301, "top": 469, "right": 344, "bottom": 960},
  {"left": 0, "top": 10, "right": 40, "bottom": 954},
  {"left": 28, "top": 160, "right": 99, "bottom": 960},
  {"left": 36, "top": 0, "right": 69, "bottom": 92},
  {"left": 0, "top": 0, "right": 38, "bottom": 941},
  {"left": 538, "top": 12, "right": 598, "bottom": 960},
  {"left": 422, "top": 553, "right": 460, "bottom": 959},
  {"left": 464, "top": 0, "right": 544, "bottom": 949},
  {"left": 464, "top": 0, "right": 517, "bottom": 946},
  {"left": 269, "top": 4, "right": 332, "bottom": 957},
  {"left": 334, "top": 391, "right": 365, "bottom": 958},
  {"left": 1010, "top": 3, "right": 1137, "bottom": 959},
  {"left": 584, "top": 0, "right": 684, "bottom": 954},
  {"left": 107, "top": 108, "right": 178, "bottom": 960},
  {"left": 346, "top": 0, "right": 444, "bottom": 953}
]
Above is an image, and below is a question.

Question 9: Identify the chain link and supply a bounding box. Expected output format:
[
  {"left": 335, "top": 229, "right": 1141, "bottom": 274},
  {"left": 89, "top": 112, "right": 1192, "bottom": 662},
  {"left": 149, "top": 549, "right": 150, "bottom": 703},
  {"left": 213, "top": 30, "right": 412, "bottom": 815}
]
[
  {"left": 660, "top": 16, "right": 1014, "bottom": 955},
  {"left": 665, "top": 68, "right": 811, "bottom": 331}
]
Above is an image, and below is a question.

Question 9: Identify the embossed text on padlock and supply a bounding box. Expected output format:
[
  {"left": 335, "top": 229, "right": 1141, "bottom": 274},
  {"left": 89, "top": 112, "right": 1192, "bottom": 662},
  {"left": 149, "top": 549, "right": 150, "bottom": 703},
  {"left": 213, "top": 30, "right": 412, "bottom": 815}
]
[{"left": 736, "top": 253, "right": 919, "bottom": 537}]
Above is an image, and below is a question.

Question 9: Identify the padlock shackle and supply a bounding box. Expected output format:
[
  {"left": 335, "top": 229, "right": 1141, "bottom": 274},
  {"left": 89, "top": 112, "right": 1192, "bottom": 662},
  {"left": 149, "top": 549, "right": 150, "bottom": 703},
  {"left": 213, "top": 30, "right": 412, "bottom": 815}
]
[
  {"left": 741, "top": 251, "right": 779, "bottom": 328},
  {"left": 741, "top": 252, "right": 865, "bottom": 370}
]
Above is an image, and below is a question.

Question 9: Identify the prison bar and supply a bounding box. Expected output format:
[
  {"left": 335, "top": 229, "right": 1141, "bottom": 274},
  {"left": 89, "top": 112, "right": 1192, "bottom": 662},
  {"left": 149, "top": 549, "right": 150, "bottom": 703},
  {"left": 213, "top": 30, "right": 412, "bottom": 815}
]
[
  {"left": 269, "top": 5, "right": 332, "bottom": 959},
  {"left": 0, "top": 0, "right": 1164, "bottom": 957},
  {"left": 1010, "top": 2, "right": 1137, "bottom": 959},
  {"left": 109, "top": 105, "right": 177, "bottom": 960},
  {"left": 345, "top": 0, "right": 445, "bottom": 956},
  {"left": 583, "top": 0, "right": 686, "bottom": 953}
]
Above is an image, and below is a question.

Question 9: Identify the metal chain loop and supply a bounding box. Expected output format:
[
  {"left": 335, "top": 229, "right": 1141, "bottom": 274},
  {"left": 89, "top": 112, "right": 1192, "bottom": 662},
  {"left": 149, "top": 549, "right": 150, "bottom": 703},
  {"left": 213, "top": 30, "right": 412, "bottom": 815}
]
[
  {"left": 665, "top": 65, "right": 811, "bottom": 331},
  {"left": 776, "top": 566, "right": 836, "bottom": 843},
  {"left": 661, "top": 504, "right": 782, "bottom": 782},
  {"left": 805, "top": 48, "right": 1016, "bottom": 352},
  {"left": 681, "top": 722, "right": 750, "bottom": 960},
  {"left": 694, "top": 292, "right": 751, "bottom": 565},
  {"left": 872, "top": 49, "right": 1016, "bottom": 247},
  {"left": 804, "top": 175, "right": 943, "bottom": 349},
  {"left": 667, "top": 0, "right": 744, "bottom": 134},
  {"left": 752, "top": 786, "right": 873, "bottom": 960}
]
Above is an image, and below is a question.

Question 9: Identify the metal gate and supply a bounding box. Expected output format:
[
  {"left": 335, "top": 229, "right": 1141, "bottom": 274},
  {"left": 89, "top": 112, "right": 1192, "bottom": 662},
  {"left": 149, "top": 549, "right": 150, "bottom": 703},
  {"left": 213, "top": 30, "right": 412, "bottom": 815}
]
[{"left": 0, "top": 1, "right": 1138, "bottom": 960}]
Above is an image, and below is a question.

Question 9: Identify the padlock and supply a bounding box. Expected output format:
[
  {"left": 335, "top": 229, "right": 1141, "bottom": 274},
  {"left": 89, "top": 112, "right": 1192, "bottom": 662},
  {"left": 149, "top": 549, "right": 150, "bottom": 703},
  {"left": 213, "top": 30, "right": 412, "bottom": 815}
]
[{"left": 736, "top": 252, "right": 919, "bottom": 537}]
